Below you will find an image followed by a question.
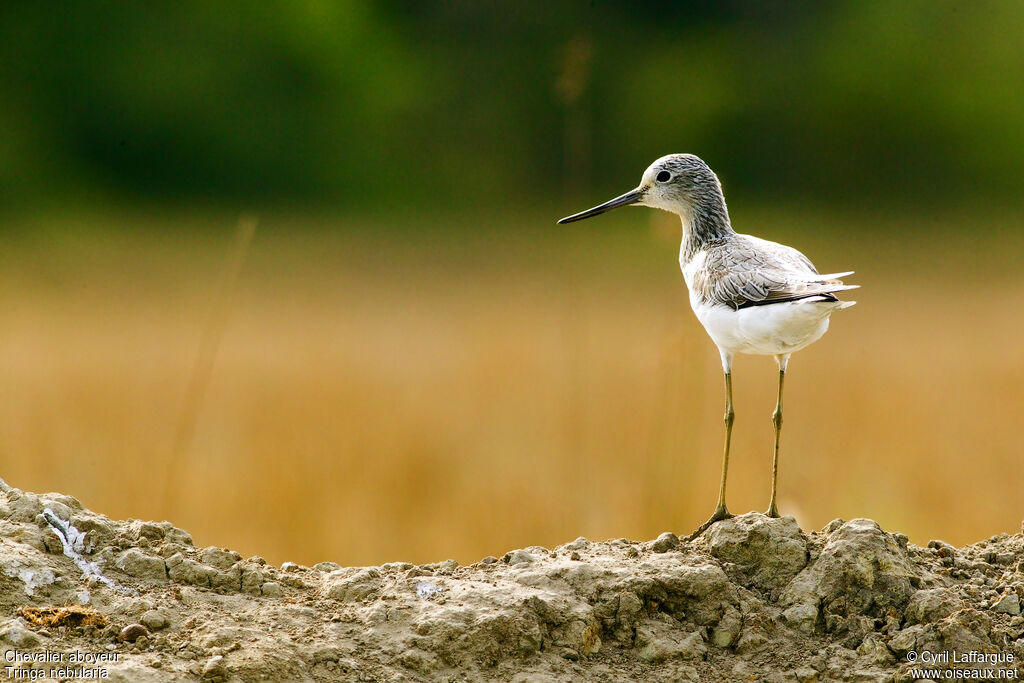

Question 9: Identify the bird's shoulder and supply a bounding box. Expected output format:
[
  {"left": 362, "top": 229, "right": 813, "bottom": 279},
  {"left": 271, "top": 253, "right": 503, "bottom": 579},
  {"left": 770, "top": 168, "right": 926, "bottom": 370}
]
[
  {"left": 695, "top": 235, "right": 817, "bottom": 287},
  {"left": 707, "top": 234, "right": 818, "bottom": 275}
]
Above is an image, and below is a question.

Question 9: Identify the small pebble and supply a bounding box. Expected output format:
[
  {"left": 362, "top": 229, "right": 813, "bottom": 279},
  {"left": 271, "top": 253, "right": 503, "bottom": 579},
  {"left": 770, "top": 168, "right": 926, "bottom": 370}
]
[
  {"left": 564, "top": 537, "right": 589, "bottom": 551},
  {"left": 993, "top": 593, "right": 1021, "bottom": 616},
  {"left": 202, "top": 654, "right": 227, "bottom": 678},
  {"left": 119, "top": 624, "right": 149, "bottom": 643},
  {"left": 650, "top": 532, "right": 679, "bottom": 553},
  {"left": 140, "top": 610, "right": 169, "bottom": 631},
  {"left": 260, "top": 582, "right": 283, "bottom": 598},
  {"left": 506, "top": 550, "right": 534, "bottom": 566},
  {"left": 822, "top": 518, "right": 845, "bottom": 534}
]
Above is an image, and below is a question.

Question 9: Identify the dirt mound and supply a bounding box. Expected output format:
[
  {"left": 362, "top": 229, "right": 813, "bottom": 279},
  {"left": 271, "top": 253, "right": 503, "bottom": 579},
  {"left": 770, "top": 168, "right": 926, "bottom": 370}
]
[{"left": 0, "top": 481, "right": 1022, "bottom": 682}]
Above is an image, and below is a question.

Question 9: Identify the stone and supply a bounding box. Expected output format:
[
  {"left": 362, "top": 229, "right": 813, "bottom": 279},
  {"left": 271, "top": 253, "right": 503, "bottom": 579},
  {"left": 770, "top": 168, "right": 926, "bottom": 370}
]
[
  {"left": 140, "top": 610, "right": 169, "bottom": 630},
  {"left": 611, "top": 591, "right": 643, "bottom": 641},
  {"left": 563, "top": 537, "right": 589, "bottom": 551},
  {"left": 199, "top": 547, "right": 241, "bottom": 570},
  {"left": 782, "top": 602, "right": 820, "bottom": 634},
  {"left": 0, "top": 618, "right": 42, "bottom": 647},
  {"left": 260, "top": 581, "right": 283, "bottom": 598},
  {"left": 711, "top": 605, "right": 741, "bottom": 647},
  {"left": 382, "top": 562, "right": 414, "bottom": 572},
  {"left": 707, "top": 513, "right": 808, "bottom": 594},
  {"left": 200, "top": 627, "right": 249, "bottom": 649},
  {"left": 928, "top": 539, "right": 956, "bottom": 558},
  {"left": 134, "top": 521, "right": 166, "bottom": 542},
  {"left": 6, "top": 525, "right": 50, "bottom": 553},
  {"left": 43, "top": 493, "right": 84, "bottom": 511},
  {"left": 888, "top": 624, "right": 928, "bottom": 656},
  {"left": 649, "top": 532, "right": 679, "bottom": 553},
  {"left": 793, "top": 666, "right": 819, "bottom": 682},
  {"left": 119, "top": 623, "right": 150, "bottom": 642},
  {"left": 936, "top": 609, "right": 994, "bottom": 653},
  {"left": 162, "top": 525, "right": 193, "bottom": 546},
  {"left": 855, "top": 633, "right": 894, "bottom": 665},
  {"left": 210, "top": 566, "right": 242, "bottom": 592},
  {"left": 314, "top": 562, "right": 341, "bottom": 572},
  {"left": 993, "top": 592, "right": 1021, "bottom": 615},
  {"left": 506, "top": 550, "right": 534, "bottom": 566},
  {"left": 117, "top": 549, "right": 168, "bottom": 580},
  {"left": 636, "top": 620, "right": 706, "bottom": 663},
  {"left": 822, "top": 519, "right": 845, "bottom": 534},
  {"left": 40, "top": 500, "right": 74, "bottom": 523},
  {"left": 905, "top": 588, "right": 963, "bottom": 624},
  {"left": 400, "top": 648, "right": 438, "bottom": 673},
  {"left": 636, "top": 558, "right": 738, "bottom": 626},
  {"left": 167, "top": 554, "right": 218, "bottom": 587},
  {"left": 103, "top": 662, "right": 170, "bottom": 683},
  {"left": 201, "top": 655, "right": 227, "bottom": 680},
  {"left": 324, "top": 568, "right": 381, "bottom": 602},
  {"left": 733, "top": 609, "right": 773, "bottom": 655},
  {"left": 780, "top": 519, "right": 916, "bottom": 623},
  {"left": 240, "top": 567, "right": 265, "bottom": 594},
  {"left": 6, "top": 490, "right": 43, "bottom": 522}
]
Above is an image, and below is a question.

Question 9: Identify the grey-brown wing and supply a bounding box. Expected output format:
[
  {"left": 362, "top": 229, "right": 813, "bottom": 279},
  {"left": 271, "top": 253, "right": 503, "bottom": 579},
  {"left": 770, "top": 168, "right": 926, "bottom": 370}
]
[{"left": 695, "top": 237, "right": 855, "bottom": 309}]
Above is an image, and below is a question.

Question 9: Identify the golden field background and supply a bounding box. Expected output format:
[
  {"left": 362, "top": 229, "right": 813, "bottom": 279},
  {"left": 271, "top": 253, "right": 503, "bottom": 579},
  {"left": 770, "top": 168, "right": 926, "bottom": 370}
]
[{"left": 1, "top": 206, "right": 1022, "bottom": 567}]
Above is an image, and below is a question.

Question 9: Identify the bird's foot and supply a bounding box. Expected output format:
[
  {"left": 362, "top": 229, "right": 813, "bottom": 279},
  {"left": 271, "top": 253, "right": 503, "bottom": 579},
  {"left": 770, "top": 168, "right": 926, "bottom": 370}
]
[
  {"left": 685, "top": 505, "right": 733, "bottom": 542},
  {"left": 765, "top": 501, "right": 780, "bottom": 518}
]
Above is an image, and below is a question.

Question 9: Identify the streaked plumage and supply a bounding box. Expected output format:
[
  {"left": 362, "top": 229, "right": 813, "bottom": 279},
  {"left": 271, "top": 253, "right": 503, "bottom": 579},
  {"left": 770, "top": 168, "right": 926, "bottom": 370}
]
[
  {"left": 683, "top": 234, "right": 856, "bottom": 357},
  {"left": 558, "top": 153, "right": 856, "bottom": 539},
  {"left": 688, "top": 235, "right": 855, "bottom": 310}
]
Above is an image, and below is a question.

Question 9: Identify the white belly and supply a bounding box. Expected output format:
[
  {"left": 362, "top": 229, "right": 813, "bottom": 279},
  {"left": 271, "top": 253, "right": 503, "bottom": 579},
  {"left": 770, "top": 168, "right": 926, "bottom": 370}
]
[{"left": 690, "top": 294, "right": 837, "bottom": 356}]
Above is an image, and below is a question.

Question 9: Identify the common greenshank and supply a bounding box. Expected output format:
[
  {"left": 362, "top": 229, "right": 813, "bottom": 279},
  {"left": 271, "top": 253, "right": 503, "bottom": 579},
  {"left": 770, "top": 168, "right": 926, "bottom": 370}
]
[{"left": 558, "top": 154, "right": 856, "bottom": 540}]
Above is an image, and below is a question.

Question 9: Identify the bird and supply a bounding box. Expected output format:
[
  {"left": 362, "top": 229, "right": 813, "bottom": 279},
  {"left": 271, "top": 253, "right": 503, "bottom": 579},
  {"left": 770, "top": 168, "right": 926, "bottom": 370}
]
[{"left": 557, "top": 154, "right": 856, "bottom": 540}]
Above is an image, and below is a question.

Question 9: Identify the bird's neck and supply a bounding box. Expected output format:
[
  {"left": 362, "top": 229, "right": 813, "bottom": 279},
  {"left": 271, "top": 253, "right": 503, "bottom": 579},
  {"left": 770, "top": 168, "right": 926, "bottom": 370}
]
[{"left": 679, "top": 194, "right": 733, "bottom": 261}]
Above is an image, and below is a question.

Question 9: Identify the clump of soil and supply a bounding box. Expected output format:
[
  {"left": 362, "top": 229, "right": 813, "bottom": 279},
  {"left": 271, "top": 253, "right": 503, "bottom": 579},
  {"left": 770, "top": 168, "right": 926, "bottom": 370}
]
[{"left": 0, "top": 480, "right": 1022, "bottom": 681}]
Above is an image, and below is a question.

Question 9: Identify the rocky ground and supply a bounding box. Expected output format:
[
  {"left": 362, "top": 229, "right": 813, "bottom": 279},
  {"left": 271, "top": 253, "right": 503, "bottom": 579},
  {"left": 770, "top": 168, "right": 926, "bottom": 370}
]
[{"left": 0, "top": 481, "right": 1022, "bottom": 682}]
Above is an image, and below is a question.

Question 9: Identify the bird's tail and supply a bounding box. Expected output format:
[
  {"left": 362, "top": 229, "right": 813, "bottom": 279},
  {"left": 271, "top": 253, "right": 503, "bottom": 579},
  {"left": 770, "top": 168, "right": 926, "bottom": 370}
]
[
  {"left": 814, "top": 270, "right": 855, "bottom": 283},
  {"left": 814, "top": 271, "right": 857, "bottom": 309}
]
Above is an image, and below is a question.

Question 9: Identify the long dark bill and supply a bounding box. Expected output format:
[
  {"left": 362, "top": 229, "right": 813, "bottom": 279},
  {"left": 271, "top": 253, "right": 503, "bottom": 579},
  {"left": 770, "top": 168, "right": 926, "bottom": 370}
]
[{"left": 557, "top": 188, "right": 645, "bottom": 224}]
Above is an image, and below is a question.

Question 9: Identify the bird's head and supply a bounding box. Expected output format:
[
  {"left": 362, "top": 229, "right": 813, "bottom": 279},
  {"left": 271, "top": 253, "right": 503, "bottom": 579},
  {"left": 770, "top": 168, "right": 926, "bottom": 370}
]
[{"left": 557, "top": 153, "right": 722, "bottom": 224}]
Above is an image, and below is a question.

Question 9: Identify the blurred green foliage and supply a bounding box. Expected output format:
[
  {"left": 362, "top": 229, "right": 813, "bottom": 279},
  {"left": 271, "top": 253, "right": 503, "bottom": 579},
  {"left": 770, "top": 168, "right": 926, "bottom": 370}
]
[{"left": 2, "top": 1, "right": 1023, "bottom": 210}]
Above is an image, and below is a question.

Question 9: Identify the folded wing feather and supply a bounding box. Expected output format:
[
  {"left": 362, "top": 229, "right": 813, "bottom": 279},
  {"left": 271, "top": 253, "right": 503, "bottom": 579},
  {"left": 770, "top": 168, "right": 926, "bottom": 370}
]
[{"left": 695, "top": 236, "right": 858, "bottom": 310}]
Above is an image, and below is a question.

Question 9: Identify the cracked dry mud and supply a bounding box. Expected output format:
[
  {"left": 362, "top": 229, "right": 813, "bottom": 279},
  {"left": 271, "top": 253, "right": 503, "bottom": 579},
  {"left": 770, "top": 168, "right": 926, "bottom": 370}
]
[{"left": 1, "top": 481, "right": 1022, "bottom": 682}]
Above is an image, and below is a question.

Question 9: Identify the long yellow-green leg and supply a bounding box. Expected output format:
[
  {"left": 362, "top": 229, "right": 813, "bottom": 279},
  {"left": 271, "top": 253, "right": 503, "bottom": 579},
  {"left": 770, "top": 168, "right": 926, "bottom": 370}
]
[
  {"left": 687, "top": 352, "right": 735, "bottom": 541},
  {"left": 766, "top": 354, "right": 789, "bottom": 518}
]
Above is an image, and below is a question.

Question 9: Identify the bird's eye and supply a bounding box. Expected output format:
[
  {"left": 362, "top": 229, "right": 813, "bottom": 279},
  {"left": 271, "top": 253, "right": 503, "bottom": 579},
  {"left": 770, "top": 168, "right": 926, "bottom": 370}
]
[{"left": 656, "top": 171, "right": 671, "bottom": 182}]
